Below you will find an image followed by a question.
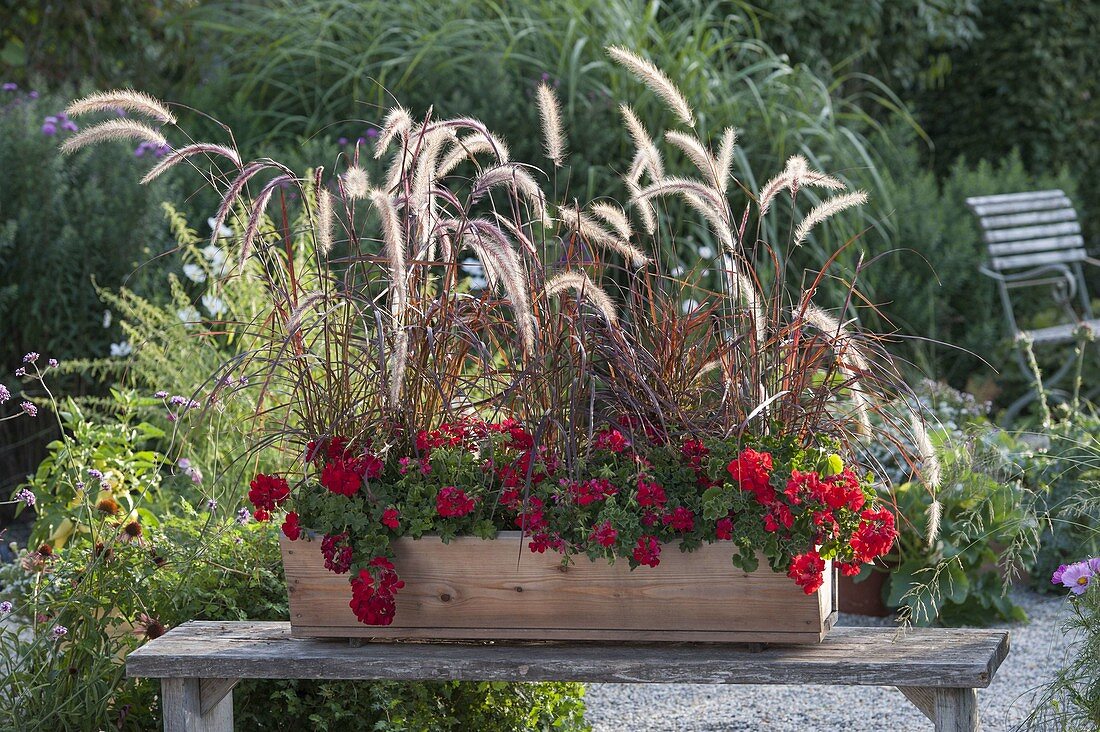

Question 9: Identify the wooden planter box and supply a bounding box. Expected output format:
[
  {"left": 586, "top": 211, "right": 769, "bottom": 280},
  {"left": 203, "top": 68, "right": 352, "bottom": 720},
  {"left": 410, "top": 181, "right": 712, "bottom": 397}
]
[{"left": 281, "top": 532, "right": 836, "bottom": 643}]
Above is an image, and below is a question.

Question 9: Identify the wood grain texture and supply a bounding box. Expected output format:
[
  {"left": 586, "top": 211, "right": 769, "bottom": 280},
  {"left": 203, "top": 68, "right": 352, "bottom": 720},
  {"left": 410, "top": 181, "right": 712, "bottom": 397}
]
[
  {"left": 128, "top": 622, "right": 1010, "bottom": 689},
  {"left": 933, "top": 687, "right": 980, "bottom": 731},
  {"left": 281, "top": 533, "right": 833, "bottom": 643},
  {"left": 160, "top": 678, "right": 233, "bottom": 732}
]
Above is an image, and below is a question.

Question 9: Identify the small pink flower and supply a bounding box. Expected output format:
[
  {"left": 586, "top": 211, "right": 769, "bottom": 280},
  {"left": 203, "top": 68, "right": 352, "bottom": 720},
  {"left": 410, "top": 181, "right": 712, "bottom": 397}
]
[{"left": 1060, "top": 561, "right": 1094, "bottom": 595}]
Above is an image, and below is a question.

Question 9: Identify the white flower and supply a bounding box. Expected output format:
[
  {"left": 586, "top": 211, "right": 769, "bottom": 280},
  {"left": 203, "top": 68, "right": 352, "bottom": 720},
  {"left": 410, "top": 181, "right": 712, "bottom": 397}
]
[
  {"left": 670, "top": 265, "right": 685, "bottom": 277},
  {"left": 177, "top": 306, "right": 201, "bottom": 327},
  {"left": 207, "top": 217, "right": 233, "bottom": 239},
  {"left": 202, "top": 294, "right": 227, "bottom": 317},
  {"left": 697, "top": 245, "right": 715, "bottom": 259},
  {"left": 109, "top": 341, "right": 133, "bottom": 357},
  {"left": 681, "top": 299, "right": 699, "bottom": 314},
  {"left": 102, "top": 310, "right": 112, "bottom": 328},
  {"left": 202, "top": 244, "right": 227, "bottom": 267},
  {"left": 182, "top": 263, "right": 207, "bottom": 283}
]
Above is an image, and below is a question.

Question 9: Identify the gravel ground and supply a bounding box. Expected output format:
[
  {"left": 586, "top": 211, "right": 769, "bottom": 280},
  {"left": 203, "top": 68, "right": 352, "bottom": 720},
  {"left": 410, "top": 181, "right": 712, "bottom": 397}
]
[{"left": 584, "top": 590, "right": 1072, "bottom": 731}]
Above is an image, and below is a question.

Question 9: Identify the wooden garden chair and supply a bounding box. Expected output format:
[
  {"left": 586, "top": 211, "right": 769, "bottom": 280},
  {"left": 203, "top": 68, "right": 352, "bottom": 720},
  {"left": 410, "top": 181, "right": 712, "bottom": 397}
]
[{"left": 966, "top": 190, "right": 1100, "bottom": 423}]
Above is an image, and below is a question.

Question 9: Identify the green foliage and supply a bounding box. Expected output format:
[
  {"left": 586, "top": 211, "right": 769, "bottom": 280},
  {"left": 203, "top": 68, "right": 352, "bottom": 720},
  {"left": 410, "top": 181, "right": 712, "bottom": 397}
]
[
  {"left": 857, "top": 142, "right": 1080, "bottom": 391},
  {"left": 0, "top": 1, "right": 196, "bottom": 90},
  {"left": 914, "top": 0, "right": 1100, "bottom": 241}
]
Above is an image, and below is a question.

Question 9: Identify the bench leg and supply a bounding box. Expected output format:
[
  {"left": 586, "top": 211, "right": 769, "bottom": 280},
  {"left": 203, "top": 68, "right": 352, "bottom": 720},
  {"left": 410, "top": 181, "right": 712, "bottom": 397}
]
[
  {"left": 161, "top": 678, "right": 235, "bottom": 732},
  {"left": 899, "top": 686, "right": 979, "bottom": 731}
]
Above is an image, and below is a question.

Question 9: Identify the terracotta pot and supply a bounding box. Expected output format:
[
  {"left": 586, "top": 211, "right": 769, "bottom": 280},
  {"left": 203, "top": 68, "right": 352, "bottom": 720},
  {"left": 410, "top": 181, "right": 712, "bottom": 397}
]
[{"left": 838, "top": 568, "right": 892, "bottom": 617}]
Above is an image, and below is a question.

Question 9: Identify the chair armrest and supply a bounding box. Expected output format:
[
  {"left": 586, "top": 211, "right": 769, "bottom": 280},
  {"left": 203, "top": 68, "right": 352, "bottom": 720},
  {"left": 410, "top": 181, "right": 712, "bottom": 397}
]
[
  {"left": 1084, "top": 256, "right": 1100, "bottom": 268},
  {"left": 978, "top": 265, "right": 1005, "bottom": 281}
]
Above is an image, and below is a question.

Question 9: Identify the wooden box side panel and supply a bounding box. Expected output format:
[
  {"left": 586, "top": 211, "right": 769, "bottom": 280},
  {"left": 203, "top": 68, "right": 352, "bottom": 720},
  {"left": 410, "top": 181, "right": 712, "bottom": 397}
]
[{"left": 282, "top": 533, "right": 831, "bottom": 641}]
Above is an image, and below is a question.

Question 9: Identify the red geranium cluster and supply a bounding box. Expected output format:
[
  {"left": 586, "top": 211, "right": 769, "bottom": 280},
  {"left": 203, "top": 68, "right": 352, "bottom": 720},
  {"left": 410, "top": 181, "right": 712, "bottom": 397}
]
[
  {"left": 632, "top": 535, "right": 661, "bottom": 567},
  {"left": 566, "top": 477, "right": 618, "bottom": 506},
  {"left": 248, "top": 473, "right": 290, "bottom": 522},
  {"left": 349, "top": 557, "right": 405, "bottom": 625},
  {"left": 320, "top": 532, "right": 353, "bottom": 573},
  {"left": 436, "top": 486, "right": 476, "bottom": 517}
]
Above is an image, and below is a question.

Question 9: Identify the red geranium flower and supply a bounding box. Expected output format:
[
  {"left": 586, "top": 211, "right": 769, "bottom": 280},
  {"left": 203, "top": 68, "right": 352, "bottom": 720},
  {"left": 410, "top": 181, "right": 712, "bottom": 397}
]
[
  {"left": 850, "top": 508, "right": 898, "bottom": 562},
  {"left": 436, "top": 486, "right": 476, "bottom": 518},
  {"left": 727, "top": 448, "right": 774, "bottom": 503},
  {"left": 594, "top": 428, "right": 630, "bottom": 453},
  {"left": 320, "top": 459, "right": 362, "bottom": 497},
  {"left": 636, "top": 479, "right": 667, "bottom": 509},
  {"left": 362, "top": 454, "right": 384, "bottom": 480},
  {"left": 763, "top": 503, "right": 793, "bottom": 533},
  {"left": 381, "top": 507, "right": 400, "bottom": 530},
  {"left": 681, "top": 438, "right": 709, "bottom": 469},
  {"left": 663, "top": 506, "right": 695, "bottom": 533},
  {"left": 838, "top": 561, "right": 863, "bottom": 577},
  {"left": 349, "top": 557, "right": 405, "bottom": 626},
  {"left": 715, "top": 516, "right": 734, "bottom": 540},
  {"left": 788, "top": 550, "right": 826, "bottom": 594},
  {"left": 589, "top": 521, "right": 618, "bottom": 547},
  {"left": 281, "top": 511, "right": 301, "bottom": 540},
  {"left": 632, "top": 535, "right": 661, "bottom": 567},
  {"left": 248, "top": 473, "right": 291, "bottom": 511},
  {"left": 320, "top": 532, "right": 353, "bottom": 574}
]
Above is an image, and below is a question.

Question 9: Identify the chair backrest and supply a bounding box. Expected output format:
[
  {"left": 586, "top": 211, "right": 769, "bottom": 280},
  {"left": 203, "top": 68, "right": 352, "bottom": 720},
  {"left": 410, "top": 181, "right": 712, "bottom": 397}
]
[{"left": 965, "top": 190, "right": 1086, "bottom": 271}]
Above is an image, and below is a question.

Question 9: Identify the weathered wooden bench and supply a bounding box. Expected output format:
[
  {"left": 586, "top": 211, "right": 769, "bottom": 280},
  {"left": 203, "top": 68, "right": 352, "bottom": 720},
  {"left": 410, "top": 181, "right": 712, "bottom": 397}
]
[{"left": 127, "top": 621, "right": 1008, "bottom": 732}]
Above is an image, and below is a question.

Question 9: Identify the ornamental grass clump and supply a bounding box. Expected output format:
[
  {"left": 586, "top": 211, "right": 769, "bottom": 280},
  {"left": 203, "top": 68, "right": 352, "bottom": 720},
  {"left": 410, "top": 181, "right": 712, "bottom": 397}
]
[{"left": 65, "top": 47, "right": 938, "bottom": 626}]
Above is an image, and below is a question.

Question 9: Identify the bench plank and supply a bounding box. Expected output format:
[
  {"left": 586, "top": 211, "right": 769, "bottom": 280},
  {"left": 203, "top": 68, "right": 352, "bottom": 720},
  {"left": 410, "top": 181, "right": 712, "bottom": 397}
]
[{"left": 127, "top": 621, "right": 1009, "bottom": 689}]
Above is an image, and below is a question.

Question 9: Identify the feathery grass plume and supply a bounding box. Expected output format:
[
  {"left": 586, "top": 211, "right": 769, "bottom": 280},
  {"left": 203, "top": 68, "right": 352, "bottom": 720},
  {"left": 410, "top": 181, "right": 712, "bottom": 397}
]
[
  {"left": 715, "top": 127, "right": 738, "bottom": 193},
  {"left": 239, "top": 175, "right": 293, "bottom": 267},
  {"left": 285, "top": 290, "right": 329, "bottom": 335},
  {"left": 625, "top": 177, "right": 658, "bottom": 235},
  {"left": 803, "top": 303, "right": 872, "bottom": 434},
  {"left": 470, "top": 164, "right": 549, "bottom": 225},
  {"left": 607, "top": 46, "right": 695, "bottom": 128},
  {"left": 545, "top": 271, "right": 618, "bottom": 324},
  {"left": 342, "top": 166, "right": 370, "bottom": 200},
  {"left": 590, "top": 201, "right": 632, "bottom": 241},
  {"left": 456, "top": 219, "right": 536, "bottom": 353},
  {"left": 373, "top": 106, "right": 413, "bottom": 159},
  {"left": 437, "top": 132, "right": 510, "bottom": 177},
  {"left": 926, "top": 499, "right": 943, "bottom": 548},
  {"left": 911, "top": 414, "right": 943, "bottom": 544},
  {"left": 140, "top": 143, "right": 242, "bottom": 184},
  {"left": 536, "top": 83, "right": 567, "bottom": 167},
  {"left": 369, "top": 189, "right": 408, "bottom": 405},
  {"left": 66, "top": 89, "right": 176, "bottom": 125},
  {"left": 793, "top": 191, "right": 868, "bottom": 246},
  {"left": 620, "top": 105, "right": 665, "bottom": 181},
  {"left": 665, "top": 130, "right": 719, "bottom": 188},
  {"left": 60, "top": 119, "right": 168, "bottom": 155},
  {"left": 759, "top": 154, "right": 847, "bottom": 214},
  {"left": 209, "top": 162, "right": 271, "bottom": 246},
  {"left": 557, "top": 203, "right": 650, "bottom": 268},
  {"left": 633, "top": 177, "right": 734, "bottom": 249},
  {"left": 316, "top": 188, "right": 335, "bottom": 256}
]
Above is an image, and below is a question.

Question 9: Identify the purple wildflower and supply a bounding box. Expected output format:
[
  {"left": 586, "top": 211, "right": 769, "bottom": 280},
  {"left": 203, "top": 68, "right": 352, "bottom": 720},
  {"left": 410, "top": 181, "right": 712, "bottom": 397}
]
[
  {"left": 51, "top": 626, "right": 68, "bottom": 639},
  {"left": 0, "top": 384, "right": 9, "bottom": 403},
  {"left": 207, "top": 498, "right": 217, "bottom": 511},
  {"left": 1052, "top": 564, "right": 1067, "bottom": 585},
  {"left": 23, "top": 352, "right": 39, "bottom": 364},
  {"left": 75, "top": 481, "right": 85, "bottom": 491},
  {"left": 2, "top": 83, "right": 16, "bottom": 92},
  {"left": 169, "top": 395, "right": 187, "bottom": 406},
  {"left": 88, "top": 469, "right": 103, "bottom": 479},
  {"left": 178, "top": 458, "right": 191, "bottom": 470},
  {"left": 366, "top": 128, "right": 379, "bottom": 138},
  {"left": 154, "top": 390, "right": 169, "bottom": 399},
  {"left": 47, "top": 358, "right": 58, "bottom": 368},
  {"left": 14, "top": 488, "right": 35, "bottom": 507},
  {"left": 41, "top": 122, "right": 57, "bottom": 136},
  {"left": 188, "top": 399, "right": 201, "bottom": 410},
  {"left": 28, "top": 91, "right": 38, "bottom": 99},
  {"left": 0, "top": 601, "right": 12, "bottom": 614},
  {"left": 99, "top": 480, "right": 110, "bottom": 490},
  {"left": 1090, "top": 557, "right": 1100, "bottom": 574},
  {"left": 60, "top": 119, "right": 78, "bottom": 133},
  {"left": 20, "top": 402, "right": 37, "bottom": 417},
  {"left": 337, "top": 137, "right": 348, "bottom": 145},
  {"left": 236, "top": 507, "right": 251, "bottom": 525},
  {"left": 14, "top": 368, "right": 25, "bottom": 377},
  {"left": 1060, "top": 561, "right": 1094, "bottom": 596}
]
